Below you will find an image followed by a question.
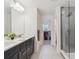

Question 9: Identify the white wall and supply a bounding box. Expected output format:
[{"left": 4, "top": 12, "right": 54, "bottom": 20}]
[
  {"left": 24, "top": 8, "right": 37, "bottom": 38},
  {"left": 11, "top": 9, "right": 25, "bottom": 35},
  {"left": 42, "top": 14, "right": 53, "bottom": 31},
  {"left": 55, "top": 7, "right": 61, "bottom": 53},
  {"left": 37, "top": 9, "right": 44, "bottom": 51}
]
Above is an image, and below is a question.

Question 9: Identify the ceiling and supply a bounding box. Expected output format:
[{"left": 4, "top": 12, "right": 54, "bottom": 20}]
[
  {"left": 4, "top": 0, "right": 75, "bottom": 14},
  {"left": 16, "top": 0, "right": 75, "bottom": 14}
]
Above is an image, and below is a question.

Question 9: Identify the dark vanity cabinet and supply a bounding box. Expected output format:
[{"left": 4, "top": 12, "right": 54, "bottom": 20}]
[
  {"left": 18, "top": 41, "right": 27, "bottom": 59},
  {"left": 4, "top": 37, "right": 35, "bottom": 59},
  {"left": 4, "top": 45, "right": 19, "bottom": 59},
  {"left": 26, "top": 37, "right": 34, "bottom": 59}
]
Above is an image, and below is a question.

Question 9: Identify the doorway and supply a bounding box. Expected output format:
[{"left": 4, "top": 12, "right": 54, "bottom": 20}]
[{"left": 43, "top": 24, "right": 51, "bottom": 40}]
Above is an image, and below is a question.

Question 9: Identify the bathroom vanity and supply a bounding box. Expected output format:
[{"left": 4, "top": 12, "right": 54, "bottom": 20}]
[{"left": 4, "top": 36, "right": 34, "bottom": 59}]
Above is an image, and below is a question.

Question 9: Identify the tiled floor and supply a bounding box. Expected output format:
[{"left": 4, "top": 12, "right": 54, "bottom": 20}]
[{"left": 31, "top": 40, "right": 64, "bottom": 59}]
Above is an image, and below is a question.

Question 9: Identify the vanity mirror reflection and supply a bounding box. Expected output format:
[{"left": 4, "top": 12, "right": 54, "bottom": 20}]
[
  {"left": 4, "top": 0, "right": 11, "bottom": 34},
  {"left": 4, "top": 0, "right": 25, "bottom": 39}
]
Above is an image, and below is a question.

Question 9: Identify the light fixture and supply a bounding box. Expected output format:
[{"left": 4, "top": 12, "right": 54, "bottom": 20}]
[
  {"left": 8, "top": 0, "right": 24, "bottom": 13},
  {"left": 15, "top": 2, "right": 24, "bottom": 11},
  {"left": 11, "top": 2, "right": 24, "bottom": 13}
]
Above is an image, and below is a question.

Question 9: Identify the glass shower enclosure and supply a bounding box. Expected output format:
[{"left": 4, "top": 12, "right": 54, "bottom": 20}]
[{"left": 61, "top": 7, "right": 75, "bottom": 59}]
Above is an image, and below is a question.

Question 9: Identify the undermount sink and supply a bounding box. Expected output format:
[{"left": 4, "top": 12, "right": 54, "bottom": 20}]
[{"left": 14, "top": 38, "right": 25, "bottom": 41}]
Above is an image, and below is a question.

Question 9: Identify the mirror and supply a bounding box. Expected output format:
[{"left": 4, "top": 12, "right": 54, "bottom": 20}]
[
  {"left": 4, "top": 0, "right": 11, "bottom": 34},
  {"left": 4, "top": 0, "right": 24, "bottom": 35}
]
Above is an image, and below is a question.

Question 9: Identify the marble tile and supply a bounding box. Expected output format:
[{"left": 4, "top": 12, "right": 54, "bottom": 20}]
[{"left": 31, "top": 40, "right": 64, "bottom": 59}]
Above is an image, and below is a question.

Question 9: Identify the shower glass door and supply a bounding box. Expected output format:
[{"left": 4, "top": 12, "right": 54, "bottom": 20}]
[{"left": 61, "top": 7, "right": 75, "bottom": 59}]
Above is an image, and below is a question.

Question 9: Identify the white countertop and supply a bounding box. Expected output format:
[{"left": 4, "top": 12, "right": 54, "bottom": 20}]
[{"left": 4, "top": 35, "right": 34, "bottom": 51}]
